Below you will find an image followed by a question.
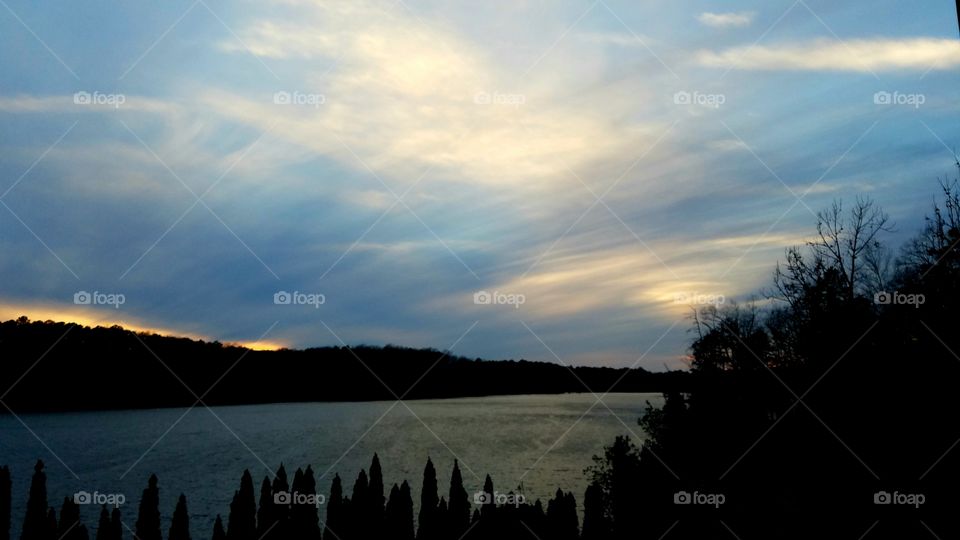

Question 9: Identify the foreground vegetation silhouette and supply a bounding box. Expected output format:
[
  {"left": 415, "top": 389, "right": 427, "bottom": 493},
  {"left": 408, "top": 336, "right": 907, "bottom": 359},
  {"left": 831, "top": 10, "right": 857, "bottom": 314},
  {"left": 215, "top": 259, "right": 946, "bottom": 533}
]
[
  {"left": 4, "top": 457, "right": 587, "bottom": 540},
  {"left": 596, "top": 171, "right": 960, "bottom": 538}
]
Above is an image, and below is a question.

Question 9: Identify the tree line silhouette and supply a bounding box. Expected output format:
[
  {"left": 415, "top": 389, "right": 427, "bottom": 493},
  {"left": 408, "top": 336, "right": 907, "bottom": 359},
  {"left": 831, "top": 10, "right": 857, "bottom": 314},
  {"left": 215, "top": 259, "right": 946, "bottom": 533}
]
[
  {"left": 2, "top": 457, "right": 592, "bottom": 540},
  {"left": 0, "top": 321, "right": 687, "bottom": 413}
]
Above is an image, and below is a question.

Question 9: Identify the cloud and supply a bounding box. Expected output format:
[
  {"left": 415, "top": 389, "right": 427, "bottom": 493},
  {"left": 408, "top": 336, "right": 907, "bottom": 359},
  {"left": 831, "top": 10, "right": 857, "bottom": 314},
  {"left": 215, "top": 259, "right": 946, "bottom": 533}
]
[
  {"left": 697, "top": 11, "right": 755, "bottom": 28},
  {"left": 576, "top": 31, "right": 655, "bottom": 47},
  {"left": 707, "top": 139, "right": 749, "bottom": 152},
  {"left": 210, "top": 0, "right": 659, "bottom": 191},
  {"left": 0, "top": 94, "right": 177, "bottom": 114},
  {"left": 428, "top": 230, "right": 804, "bottom": 322},
  {"left": 698, "top": 38, "right": 960, "bottom": 72}
]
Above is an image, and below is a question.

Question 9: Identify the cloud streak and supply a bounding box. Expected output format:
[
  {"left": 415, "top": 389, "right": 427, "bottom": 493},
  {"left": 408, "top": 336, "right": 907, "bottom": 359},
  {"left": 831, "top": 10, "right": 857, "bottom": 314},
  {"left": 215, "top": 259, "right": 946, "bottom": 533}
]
[
  {"left": 697, "top": 12, "right": 755, "bottom": 29},
  {"left": 698, "top": 38, "right": 960, "bottom": 72}
]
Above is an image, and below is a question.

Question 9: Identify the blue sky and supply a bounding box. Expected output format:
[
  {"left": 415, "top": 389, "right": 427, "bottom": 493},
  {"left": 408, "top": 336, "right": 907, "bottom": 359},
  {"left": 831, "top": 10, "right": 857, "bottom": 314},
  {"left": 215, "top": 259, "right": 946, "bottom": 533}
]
[{"left": 0, "top": 0, "right": 958, "bottom": 369}]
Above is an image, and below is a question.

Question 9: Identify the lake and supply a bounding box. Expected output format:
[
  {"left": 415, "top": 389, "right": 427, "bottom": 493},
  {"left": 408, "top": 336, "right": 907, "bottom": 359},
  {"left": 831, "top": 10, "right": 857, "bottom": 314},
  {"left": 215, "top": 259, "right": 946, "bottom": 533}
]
[{"left": 0, "top": 393, "right": 662, "bottom": 537}]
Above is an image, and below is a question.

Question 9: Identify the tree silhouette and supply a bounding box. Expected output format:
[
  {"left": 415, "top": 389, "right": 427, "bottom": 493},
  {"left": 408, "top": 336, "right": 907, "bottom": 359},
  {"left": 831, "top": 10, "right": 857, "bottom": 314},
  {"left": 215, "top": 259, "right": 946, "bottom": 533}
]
[
  {"left": 270, "top": 465, "right": 289, "bottom": 539},
  {"left": 20, "top": 461, "right": 53, "bottom": 540},
  {"left": 586, "top": 437, "right": 643, "bottom": 540},
  {"left": 134, "top": 475, "right": 161, "bottom": 540},
  {"left": 347, "top": 469, "right": 368, "bottom": 540},
  {"left": 546, "top": 490, "right": 578, "bottom": 540},
  {"left": 581, "top": 483, "right": 610, "bottom": 540},
  {"left": 94, "top": 507, "right": 110, "bottom": 540},
  {"left": 415, "top": 459, "right": 439, "bottom": 540},
  {"left": 446, "top": 461, "right": 469, "bottom": 539},
  {"left": 168, "top": 494, "right": 190, "bottom": 540},
  {"left": 226, "top": 471, "right": 256, "bottom": 540},
  {"left": 480, "top": 475, "right": 494, "bottom": 519},
  {"left": 0, "top": 320, "right": 678, "bottom": 413},
  {"left": 109, "top": 508, "right": 122, "bottom": 540},
  {"left": 210, "top": 516, "right": 225, "bottom": 540},
  {"left": 56, "top": 497, "right": 87, "bottom": 540},
  {"left": 322, "top": 474, "right": 343, "bottom": 540},
  {"left": 255, "top": 477, "right": 272, "bottom": 540},
  {"left": 366, "top": 455, "right": 385, "bottom": 538},
  {"left": 288, "top": 467, "right": 320, "bottom": 540},
  {"left": 384, "top": 482, "right": 414, "bottom": 540}
]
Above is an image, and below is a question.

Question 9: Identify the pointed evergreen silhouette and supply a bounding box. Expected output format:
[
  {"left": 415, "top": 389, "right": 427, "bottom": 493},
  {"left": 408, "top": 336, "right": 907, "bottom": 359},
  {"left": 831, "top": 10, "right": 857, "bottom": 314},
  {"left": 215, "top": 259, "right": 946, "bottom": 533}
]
[
  {"left": 367, "top": 455, "right": 385, "bottom": 538},
  {"left": 480, "top": 475, "right": 495, "bottom": 519},
  {"left": 415, "top": 459, "right": 439, "bottom": 540},
  {"left": 255, "top": 477, "right": 273, "bottom": 540},
  {"left": 288, "top": 467, "right": 320, "bottom": 540},
  {"left": 211, "top": 516, "right": 225, "bottom": 540},
  {"left": 109, "top": 508, "right": 122, "bottom": 540},
  {"left": 301, "top": 466, "right": 321, "bottom": 540},
  {"left": 473, "top": 475, "right": 496, "bottom": 539},
  {"left": 446, "top": 461, "right": 470, "bottom": 539},
  {"left": 134, "top": 475, "right": 161, "bottom": 540},
  {"left": 546, "top": 489, "right": 578, "bottom": 540},
  {"left": 94, "top": 507, "right": 110, "bottom": 540},
  {"left": 168, "top": 494, "right": 190, "bottom": 540},
  {"left": 227, "top": 471, "right": 256, "bottom": 540},
  {"left": 20, "top": 461, "right": 53, "bottom": 540},
  {"left": 269, "top": 465, "right": 288, "bottom": 539},
  {"left": 347, "top": 469, "right": 368, "bottom": 540},
  {"left": 322, "top": 475, "right": 343, "bottom": 540},
  {"left": 57, "top": 497, "right": 84, "bottom": 540},
  {"left": 529, "top": 500, "right": 547, "bottom": 538},
  {"left": 581, "top": 483, "right": 610, "bottom": 540},
  {"left": 384, "top": 482, "right": 414, "bottom": 540}
]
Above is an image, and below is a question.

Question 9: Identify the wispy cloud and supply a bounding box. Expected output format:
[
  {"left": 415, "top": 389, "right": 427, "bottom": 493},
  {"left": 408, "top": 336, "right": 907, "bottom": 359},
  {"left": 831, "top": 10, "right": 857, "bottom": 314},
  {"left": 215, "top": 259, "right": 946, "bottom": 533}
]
[
  {"left": 698, "top": 38, "right": 960, "bottom": 72},
  {"left": 210, "top": 0, "right": 661, "bottom": 190},
  {"left": 576, "top": 31, "right": 655, "bottom": 47},
  {"left": 697, "top": 11, "right": 755, "bottom": 29}
]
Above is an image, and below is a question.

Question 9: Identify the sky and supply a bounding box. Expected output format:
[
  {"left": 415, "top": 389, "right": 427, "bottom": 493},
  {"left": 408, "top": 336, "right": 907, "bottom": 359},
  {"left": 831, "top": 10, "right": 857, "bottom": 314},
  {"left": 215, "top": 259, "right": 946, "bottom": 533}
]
[{"left": 0, "top": 0, "right": 958, "bottom": 369}]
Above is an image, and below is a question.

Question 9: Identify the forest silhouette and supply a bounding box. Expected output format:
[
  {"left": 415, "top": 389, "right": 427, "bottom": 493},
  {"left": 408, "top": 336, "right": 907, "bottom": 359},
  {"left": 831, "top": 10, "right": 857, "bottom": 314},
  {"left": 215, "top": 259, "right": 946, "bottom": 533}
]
[
  {"left": 3, "top": 170, "right": 960, "bottom": 539},
  {"left": 0, "top": 321, "right": 687, "bottom": 413}
]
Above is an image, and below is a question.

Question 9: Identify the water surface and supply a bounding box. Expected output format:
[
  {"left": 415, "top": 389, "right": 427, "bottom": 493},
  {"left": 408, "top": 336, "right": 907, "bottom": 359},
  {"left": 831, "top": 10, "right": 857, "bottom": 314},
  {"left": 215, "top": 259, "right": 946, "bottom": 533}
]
[{"left": 0, "top": 393, "right": 662, "bottom": 536}]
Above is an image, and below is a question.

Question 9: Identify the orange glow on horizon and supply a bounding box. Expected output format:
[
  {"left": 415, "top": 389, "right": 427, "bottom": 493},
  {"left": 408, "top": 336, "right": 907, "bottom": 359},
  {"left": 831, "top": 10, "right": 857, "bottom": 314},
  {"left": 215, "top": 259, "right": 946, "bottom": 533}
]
[{"left": 0, "top": 303, "right": 285, "bottom": 351}]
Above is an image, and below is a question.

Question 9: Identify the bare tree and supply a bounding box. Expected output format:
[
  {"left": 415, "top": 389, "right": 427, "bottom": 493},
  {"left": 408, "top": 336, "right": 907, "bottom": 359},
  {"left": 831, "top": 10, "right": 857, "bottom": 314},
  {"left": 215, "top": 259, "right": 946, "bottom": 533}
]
[
  {"left": 773, "top": 197, "right": 892, "bottom": 306},
  {"left": 898, "top": 163, "right": 960, "bottom": 274}
]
